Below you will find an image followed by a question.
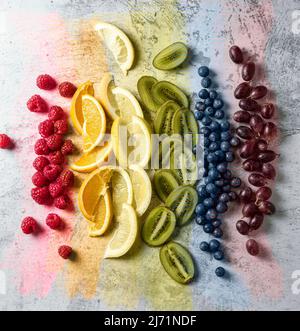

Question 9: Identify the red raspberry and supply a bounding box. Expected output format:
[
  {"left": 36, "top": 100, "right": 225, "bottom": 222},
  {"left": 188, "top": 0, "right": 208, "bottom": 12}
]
[
  {"left": 49, "top": 181, "right": 64, "bottom": 198},
  {"left": 49, "top": 151, "right": 65, "bottom": 165},
  {"left": 59, "top": 170, "right": 74, "bottom": 188},
  {"left": 61, "top": 139, "right": 74, "bottom": 155},
  {"left": 32, "top": 172, "right": 49, "bottom": 187},
  {"left": 54, "top": 119, "right": 68, "bottom": 135},
  {"left": 34, "top": 138, "right": 50, "bottom": 155},
  {"left": 46, "top": 213, "right": 62, "bottom": 230},
  {"left": 36, "top": 74, "right": 57, "bottom": 90},
  {"left": 48, "top": 106, "right": 64, "bottom": 121},
  {"left": 58, "top": 82, "right": 77, "bottom": 98},
  {"left": 54, "top": 195, "right": 70, "bottom": 210},
  {"left": 58, "top": 245, "right": 73, "bottom": 259},
  {"left": 38, "top": 119, "right": 54, "bottom": 138},
  {"left": 27, "top": 95, "right": 48, "bottom": 113},
  {"left": 33, "top": 156, "right": 49, "bottom": 171},
  {"left": 0, "top": 134, "right": 12, "bottom": 149},
  {"left": 21, "top": 217, "right": 38, "bottom": 234},
  {"left": 46, "top": 134, "right": 63, "bottom": 151},
  {"left": 43, "top": 164, "right": 62, "bottom": 181},
  {"left": 31, "top": 186, "right": 50, "bottom": 205}
]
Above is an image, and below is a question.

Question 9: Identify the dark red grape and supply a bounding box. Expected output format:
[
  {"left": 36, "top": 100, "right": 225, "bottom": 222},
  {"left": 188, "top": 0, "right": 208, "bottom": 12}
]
[
  {"left": 239, "top": 98, "right": 260, "bottom": 112},
  {"left": 246, "top": 239, "right": 260, "bottom": 256},
  {"left": 256, "top": 139, "right": 268, "bottom": 151},
  {"left": 256, "top": 187, "right": 272, "bottom": 201},
  {"left": 258, "top": 200, "right": 276, "bottom": 215},
  {"left": 243, "top": 159, "right": 262, "bottom": 172},
  {"left": 236, "top": 220, "right": 250, "bottom": 235},
  {"left": 261, "top": 104, "right": 275, "bottom": 119},
  {"left": 257, "top": 150, "right": 277, "bottom": 163},
  {"left": 229, "top": 46, "right": 244, "bottom": 64},
  {"left": 263, "top": 122, "right": 278, "bottom": 140},
  {"left": 239, "top": 187, "right": 255, "bottom": 203},
  {"left": 250, "top": 86, "right": 268, "bottom": 100},
  {"left": 236, "top": 126, "right": 255, "bottom": 140},
  {"left": 248, "top": 173, "right": 266, "bottom": 187},
  {"left": 262, "top": 163, "right": 276, "bottom": 180},
  {"left": 249, "top": 213, "right": 264, "bottom": 230},
  {"left": 234, "top": 82, "right": 252, "bottom": 99},
  {"left": 242, "top": 62, "right": 255, "bottom": 81},
  {"left": 240, "top": 140, "right": 257, "bottom": 159},
  {"left": 250, "top": 114, "right": 265, "bottom": 134},
  {"left": 243, "top": 202, "right": 259, "bottom": 217},
  {"left": 234, "top": 111, "right": 251, "bottom": 123}
]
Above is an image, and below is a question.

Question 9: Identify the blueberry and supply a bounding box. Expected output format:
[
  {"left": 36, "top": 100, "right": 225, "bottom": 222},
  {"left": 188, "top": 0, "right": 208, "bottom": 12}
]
[
  {"left": 213, "top": 99, "right": 224, "bottom": 109},
  {"left": 214, "top": 110, "right": 225, "bottom": 119},
  {"left": 203, "top": 223, "right": 214, "bottom": 233},
  {"left": 216, "top": 202, "right": 228, "bottom": 214},
  {"left": 212, "top": 219, "right": 222, "bottom": 228},
  {"left": 200, "top": 241, "right": 210, "bottom": 251},
  {"left": 208, "top": 168, "right": 220, "bottom": 180},
  {"left": 209, "top": 239, "right": 220, "bottom": 253},
  {"left": 205, "top": 107, "right": 215, "bottom": 117},
  {"left": 195, "top": 101, "right": 206, "bottom": 111},
  {"left": 220, "top": 141, "right": 230, "bottom": 152},
  {"left": 196, "top": 203, "right": 207, "bottom": 216},
  {"left": 210, "top": 192, "right": 219, "bottom": 199},
  {"left": 209, "top": 90, "right": 218, "bottom": 100},
  {"left": 221, "top": 131, "right": 231, "bottom": 141},
  {"left": 197, "top": 184, "right": 208, "bottom": 198},
  {"left": 213, "top": 228, "right": 223, "bottom": 238},
  {"left": 214, "top": 250, "right": 225, "bottom": 261},
  {"left": 219, "top": 193, "right": 230, "bottom": 203},
  {"left": 204, "top": 149, "right": 209, "bottom": 157},
  {"left": 198, "top": 66, "right": 210, "bottom": 77},
  {"left": 206, "top": 183, "right": 217, "bottom": 194},
  {"left": 203, "top": 169, "right": 208, "bottom": 177},
  {"left": 230, "top": 137, "right": 241, "bottom": 147},
  {"left": 215, "top": 267, "right": 226, "bottom": 277},
  {"left": 204, "top": 137, "right": 210, "bottom": 147},
  {"left": 203, "top": 197, "right": 215, "bottom": 208},
  {"left": 215, "top": 179, "right": 225, "bottom": 187},
  {"left": 231, "top": 177, "right": 242, "bottom": 188},
  {"left": 225, "top": 151, "right": 235, "bottom": 162},
  {"left": 209, "top": 142, "right": 219, "bottom": 152},
  {"left": 217, "top": 162, "right": 227, "bottom": 173},
  {"left": 210, "top": 121, "right": 220, "bottom": 131},
  {"left": 196, "top": 216, "right": 207, "bottom": 225},
  {"left": 200, "top": 127, "right": 211, "bottom": 136},
  {"left": 215, "top": 150, "right": 225, "bottom": 162},
  {"left": 198, "top": 89, "right": 209, "bottom": 99},
  {"left": 204, "top": 98, "right": 214, "bottom": 107},
  {"left": 204, "top": 176, "right": 214, "bottom": 185},
  {"left": 209, "top": 132, "right": 220, "bottom": 142},
  {"left": 206, "top": 209, "right": 218, "bottom": 220},
  {"left": 195, "top": 110, "right": 204, "bottom": 121},
  {"left": 208, "top": 162, "right": 214, "bottom": 169},
  {"left": 228, "top": 191, "right": 238, "bottom": 201},
  {"left": 220, "top": 120, "right": 230, "bottom": 131},
  {"left": 207, "top": 153, "right": 218, "bottom": 164},
  {"left": 222, "top": 185, "right": 231, "bottom": 193},
  {"left": 201, "top": 77, "right": 212, "bottom": 88},
  {"left": 201, "top": 116, "right": 212, "bottom": 126},
  {"left": 222, "top": 169, "right": 232, "bottom": 179}
]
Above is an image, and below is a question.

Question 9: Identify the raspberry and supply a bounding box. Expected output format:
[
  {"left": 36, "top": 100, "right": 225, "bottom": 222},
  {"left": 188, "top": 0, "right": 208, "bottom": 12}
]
[
  {"left": 31, "top": 187, "right": 50, "bottom": 205},
  {"left": 34, "top": 138, "right": 50, "bottom": 155},
  {"left": 36, "top": 74, "right": 57, "bottom": 90},
  {"left": 46, "top": 213, "right": 62, "bottom": 230},
  {"left": 0, "top": 134, "right": 12, "bottom": 149},
  {"left": 49, "top": 181, "right": 64, "bottom": 198},
  {"left": 46, "top": 134, "right": 63, "bottom": 151},
  {"left": 58, "top": 245, "right": 72, "bottom": 259},
  {"left": 54, "top": 119, "right": 68, "bottom": 135},
  {"left": 43, "top": 164, "right": 62, "bottom": 181},
  {"left": 48, "top": 106, "right": 64, "bottom": 121},
  {"left": 27, "top": 95, "right": 48, "bottom": 113},
  {"left": 61, "top": 139, "right": 74, "bottom": 155},
  {"left": 58, "top": 82, "right": 77, "bottom": 98},
  {"left": 33, "top": 156, "right": 49, "bottom": 171},
  {"left": 32, "top": 172, "right": 49, "bottom": 187},
  {"left": 38, "top": 119, "right": 54, "bottom": 138},
  {"left": 59, "top": 170, "right": 74, "bottom": 188},
  {"left": 49, "top": 151, "right": 65, "bottom": 165},
  {"left": 54, "top": 195, "right": 70, "bottom": 210},
  {"left": 21, "top": 217, "right": 38, "bottom": 234}
]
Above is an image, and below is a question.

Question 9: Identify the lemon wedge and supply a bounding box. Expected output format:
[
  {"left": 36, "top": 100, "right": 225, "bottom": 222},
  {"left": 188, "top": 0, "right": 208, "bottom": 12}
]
[{"left": 94, "top": 22, "right": 135, "bottom": 76}]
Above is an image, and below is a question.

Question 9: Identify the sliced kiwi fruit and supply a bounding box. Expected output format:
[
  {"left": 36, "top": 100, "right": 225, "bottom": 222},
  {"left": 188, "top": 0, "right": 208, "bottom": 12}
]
[
  {"left": 154, "top": 169, "right": 180, "bottom": 202},
  {"left": 151, "top": 81, "right": 189, "bottom": 108},
  {"left": 153, "top": 42, "right": 188, "bottom": 71},
  {"left": 154, "top": 101, "right": 181, "bottom": 135},
  {"left": 142, "top": 206, "right": 176, "bottom": 247},
  {"left": 172, "top": 108, "right": 199, "bottom": 147},
  {"left": 165, "top": 185, "right": 198, "bottom": 226},
  {"left": 160, "top": 241, "right": 195, "bottom": 284}
]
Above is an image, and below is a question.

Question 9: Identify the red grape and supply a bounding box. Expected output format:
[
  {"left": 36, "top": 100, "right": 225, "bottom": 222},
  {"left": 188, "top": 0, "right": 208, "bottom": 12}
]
[
  {"left": 261, "top": 104, "right": 275, "bottom": 119},
  {"left": 234, "top": 111, "right": 251, "bottom": 123},
  {"left": 250, "top": 86, "right": 268, "bottom": 100},
  {"left": 242, "top": 62, "right": 255, "bottom": 81},
  {"left": 235, "top": 82, "right": 252, "bottom": 99},
  {"left": 236, "top": 220, "right": 250, "bottom": 235},
  {"left": 240, "top": 140, "right": 257, "bottom": 159},
  {"left": 249, "top": 213, "right": 264, "bottom": 231},
  {"left": 243, "top": 202, "right": 259, "bottom": 217},
  {"left": 243, "top": 159, "right": 262, "bottom": 172},
  {"left": 258, "top": 200, "right": 276, "bottom": 215},
  {"left": 250, "top": 114, "right": 265, "bottom": 135},
  {"left": 229, "top": 46, "right": 244, "bottom": 64},
  {"left": 236, "top": 126, "right": 255, "bottom": 140},
  {"left": 239, "top": 98, "right": 260, "bottom": 112},
  {"left": 248, "top": 173, "right": 266, "bottom": 187},
  {"left": 239, "top": 187, "right": 255, "bottom": 203},
  {"left": 256, "top": 139, "right": 268, "bottom": 151},
  {"left": 246, "top": 239, "right": 260, "bottom": 256},
  {"left": 257, "top": 150, "right": 277, "bottom": 163},
  {"left": 263, "top": 122, "right": 278, "bottom": 140},
  {"left": 262, "top": 163, "right": 276, "bottom": 180},
  {"left": 256, "top": 187, "right": 272, "bottom": 201}
]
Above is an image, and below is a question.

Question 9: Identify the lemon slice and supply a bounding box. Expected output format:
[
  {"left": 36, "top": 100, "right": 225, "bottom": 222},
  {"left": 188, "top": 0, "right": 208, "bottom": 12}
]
[
  {"left": 70, "top": 81, "right": 94, "bottom": 135},
  {"left": 104, "top": 203, "right": 138, "bottom": 258},
  {"left": 82, "top": 95, "right": 106, "bottom": 153},
  {"left": 94, "top": 73, "right": 119, "bottom": 120},
  {"left": 128, "top": 165, "right": 152, "bottom": 217},
  {"left": 111, "top": 115, "right": 151, "bottom": 168},
  {"left": 70, "top": 140, "right": 113, "bottom": 173},
  {"left": 94, "top": 22, "right": 134, "bottom": 76},
  {"left": 88, "top": 190, "right": 113, "bottom": 237},
  {"left": 78, "top": 168, "right": 112, "bottom": 220}
]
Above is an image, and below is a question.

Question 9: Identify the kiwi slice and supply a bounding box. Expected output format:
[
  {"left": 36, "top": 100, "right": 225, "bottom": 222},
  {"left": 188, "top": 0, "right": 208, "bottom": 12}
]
[
  {"left": 165, "top": 185, "right": 198, "bottom": 226},
  {"left": 172, "top": 108, "right": 199, "bottom": 147},
  {"left": 154, "top": 169, "right": 180, "bottom": 202},
  {"left": 137, "top": 76, "right": 160, "bottom": 122},
  {"left": 151, "top": 81, "right": 189, "bottom": 108},
  {"left": 154, "top": 101, "right": 181, "bottom": 135},
  {"left": 160, "top": 241, "right": 194, "bottom": 284},
  {"left": 142, "top": 206, "right": 176, "bottom": 247},
  {"left": 153, "top": 42, "right": 188, "bottom": 71}
]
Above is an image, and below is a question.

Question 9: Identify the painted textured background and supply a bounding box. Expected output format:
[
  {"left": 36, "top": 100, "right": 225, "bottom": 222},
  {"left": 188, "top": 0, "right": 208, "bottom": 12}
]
[{"left": 0, "top": 0, "right": 300, "bottom": 311}]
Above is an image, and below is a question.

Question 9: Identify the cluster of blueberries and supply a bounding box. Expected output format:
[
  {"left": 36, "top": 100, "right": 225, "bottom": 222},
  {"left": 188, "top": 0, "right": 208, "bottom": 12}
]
[{"left": 194, "top": 66, "right": 242, "bottom": 277}]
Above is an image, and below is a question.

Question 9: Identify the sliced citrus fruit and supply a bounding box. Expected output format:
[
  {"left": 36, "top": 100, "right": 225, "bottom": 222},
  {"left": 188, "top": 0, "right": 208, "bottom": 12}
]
[
  {"left": 104, "top": 203, "right": 138, "bottom": 258},
  {"left": 111, "top": 115, "right": 151, "bottom": 168},
  {"left": 78, "top": 168, "right": 112, "bottom": 220},
  {"left": 88, "top": 190, "right": 113, "bottom": 237},
  {"left": 94, "top": 22, "right": 134, "bottom": 76},
  {"left": 82, "top": 95, "right": 106, "bottom": 153},
  {"left": 128, "top": 165, "right": 152, "bottom": 217},
  {"left": 70, "top": 140, "right": 113, "bottom": 173},
  {"left": 70, "top": 81, "right": 94, "bottom": 135}
]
